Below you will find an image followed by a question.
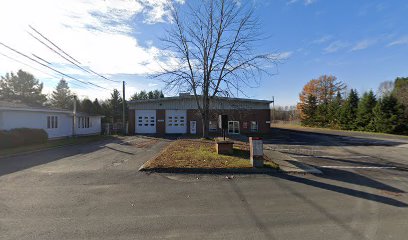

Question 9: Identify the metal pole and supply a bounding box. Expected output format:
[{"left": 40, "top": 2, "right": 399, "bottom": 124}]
[
  {"left": 73, "top": 95, "right": 77, "bottom": 137},
  {"left": 272, "top": 96, "right": 275, "bottom": 124},
  {"left": 122, "top": 81, "right": 126, "bottom": 135}
]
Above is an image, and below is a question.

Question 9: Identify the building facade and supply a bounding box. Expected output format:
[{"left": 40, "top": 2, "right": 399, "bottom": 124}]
[
  {"left": 127, "top": 94, "right": 272, "bottom": 136},
  {"left": 0, "top": 101, "right": 103, "bottom": 139}
]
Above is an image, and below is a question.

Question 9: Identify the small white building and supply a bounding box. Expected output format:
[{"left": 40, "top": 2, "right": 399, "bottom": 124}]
[{"left": 0, "top": 101, "right": 103, "bottom": 139}]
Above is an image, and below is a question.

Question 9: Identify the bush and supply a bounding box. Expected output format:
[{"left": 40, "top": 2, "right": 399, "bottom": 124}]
[{"left": 0, "top": 128, "right": 48, "bottom": 149}]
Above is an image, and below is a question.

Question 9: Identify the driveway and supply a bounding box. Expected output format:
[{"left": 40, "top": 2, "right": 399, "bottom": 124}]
[{"left": 1, "top": 132, "right": 408, "bottom": 240}]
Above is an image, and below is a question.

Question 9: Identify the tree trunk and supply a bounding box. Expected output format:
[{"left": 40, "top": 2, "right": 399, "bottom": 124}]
[{"left": 201, "top": 96, "right": 210, "bottom": 139}]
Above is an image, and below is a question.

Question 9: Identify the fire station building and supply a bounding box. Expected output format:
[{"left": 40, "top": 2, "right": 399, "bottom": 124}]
[{"left": 127, "top": 94, "right": 271, "bottom": 136}]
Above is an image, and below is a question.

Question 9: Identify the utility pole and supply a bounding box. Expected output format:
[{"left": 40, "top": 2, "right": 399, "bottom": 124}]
[
  {"left": 122, "top": 81, "right": 126, "bottom": 135},
  {"left": 272, "top": 96, "right": 275, "bottom": 125},
  {"left": 73, "top": 95, "right": 77, "bottom": 137}
]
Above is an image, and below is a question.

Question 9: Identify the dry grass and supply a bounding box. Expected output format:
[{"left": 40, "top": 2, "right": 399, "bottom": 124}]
[
  {"left": 143, "top": 139, "right": 279, "bottom": 170},
  {"left": 144, "top": 139, "right": 251, "bottom": 169}
]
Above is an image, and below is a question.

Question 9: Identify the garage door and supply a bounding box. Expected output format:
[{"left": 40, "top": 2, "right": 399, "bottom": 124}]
[
  {"left": 165, "top": 110, "right": 187, "bottom": 134},
  {"left": 135, "top": 110, "right": 156, "bottom": 134}
]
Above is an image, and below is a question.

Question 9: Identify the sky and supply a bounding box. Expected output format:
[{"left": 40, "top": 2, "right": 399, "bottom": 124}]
[{"left": 0, "top": 0, "right": 407, "bottom": 106}]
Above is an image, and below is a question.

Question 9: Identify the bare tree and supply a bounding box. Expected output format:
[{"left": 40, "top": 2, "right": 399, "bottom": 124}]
[
  {"left": 377, "top": 81, "right": 394, "bottom": 98},
  {"left": 156, "top": 0, "right": 277, "bottom": 138}
]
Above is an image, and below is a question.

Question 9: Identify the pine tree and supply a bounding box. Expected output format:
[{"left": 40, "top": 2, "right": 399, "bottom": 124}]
[
  {"left": 372, "top": 95, "right": 405, "bottom": 134},
  {"left": 108, "top": 89, "right": 123, "bottom": 123},
  {"left": 92, "top": 98, "right": 102, "bottom": 115},
  {"left": 340, "top": 89, "right": 359, "bottom": 130},
  {"left": 81, "top": 98, "right": 94, "bottom": 114},
  {"left": 327, "top": 91, "right": 342, "bottom": 128},
  {"left": 356, "top": 90, "right": 377, "bottom": 131},
  {"left": 50, "top": 79, "right": 74, "bottom": 109},
  {"left": 0, "top": 70, "right": 47, "bottom": 106},
  {"left": 301, "top": 94, "right": 318, "bottom": 127}
]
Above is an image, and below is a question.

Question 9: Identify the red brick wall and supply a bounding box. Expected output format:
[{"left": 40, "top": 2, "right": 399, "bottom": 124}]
[
  {"left": 187, "top": 109, "right": 270, "bottom": 136},
  {"left": 129, "top": 108, "right": 270, "bottom": 135}
]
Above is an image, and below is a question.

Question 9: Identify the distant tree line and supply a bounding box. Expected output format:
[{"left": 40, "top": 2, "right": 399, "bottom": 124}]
[
  {"left": 298, "top": 75, "right": 408, "bottom": 135},
  {"left": 0, "top": 70, "right": 164, "bottom": 124}
]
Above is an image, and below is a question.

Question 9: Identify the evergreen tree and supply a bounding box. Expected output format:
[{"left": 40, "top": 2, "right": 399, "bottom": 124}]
[
  {"left": 339, "top": 89, "right": 359, "bottom": 130},
  {"left": 372, "top": 95, "right": 405, "bottom": 134},
  {"left": 0, "top": 70, "right": 47, "bottom": 106},
  {"left": 81, "top": 98, "right": 94, "bottom": 114},
  {"left": 356, "top": 90, "right": 377, "bottom": 131},
  {"left": 327, "top": 92, "right": 342, "bottom": 128},
  {"left": 130, "top": 89, "right": 164, "bottom": 100},
  {"left": 301, "top": 94, "right": 318, "bottom": 127},
  {"left": 316, "top": 103, "right": 328, "bottom": 127},
  {"left": 108, "top": 89, "right": 123, "bottom": 123},
  {"left": 50, "top": 78, "right": 73, "bottom": 109},
  {"left": 92, "top": 98, "right": 102, "bottom": 115}
]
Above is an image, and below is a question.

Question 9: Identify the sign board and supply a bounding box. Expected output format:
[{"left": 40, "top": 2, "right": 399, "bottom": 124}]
[
  {"left": 157, "top": 119, "right": 165, "bottom": 122},
  {"left": 190, "top": 121, "right": 197, "bottom": 134}
]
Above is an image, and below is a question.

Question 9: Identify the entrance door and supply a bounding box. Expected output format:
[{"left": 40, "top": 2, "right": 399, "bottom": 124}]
[
  {"left": 135, "top": 110, "right": 156, "bottom": 134},
  {"left": 228, "top": 121, "right": 240, "bottom": 134}
]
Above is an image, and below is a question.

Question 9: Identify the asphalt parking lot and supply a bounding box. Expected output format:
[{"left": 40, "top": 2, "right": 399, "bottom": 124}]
[{"left": 1, "top": 131, "right": 408, "bottom": 240}]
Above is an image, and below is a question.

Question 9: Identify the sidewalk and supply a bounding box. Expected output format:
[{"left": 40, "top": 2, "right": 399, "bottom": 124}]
[{"left": 264, "top": 149, "right": 322, "bottom": 174}]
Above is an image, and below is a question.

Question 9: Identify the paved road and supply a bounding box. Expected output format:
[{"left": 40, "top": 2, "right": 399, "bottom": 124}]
[{"left": 1, "top": 132, "right": 408, "bottom": 240}]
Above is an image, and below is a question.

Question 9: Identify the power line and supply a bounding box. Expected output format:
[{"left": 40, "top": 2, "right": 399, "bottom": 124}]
[
  {"left": 28, "top": 25, "right": 120, "bottom": 83},
  {"left": 32, "top": 53, "right": 51, "bottom": 65},
  {"left": 0, "top": 51, "right": 83, "bottom": 88},
  {"left": 28, "top": 25, "right": 81, "bottom": 65},
  {"left": 0, "top": 41, "right": 109, "bottom": 90}
]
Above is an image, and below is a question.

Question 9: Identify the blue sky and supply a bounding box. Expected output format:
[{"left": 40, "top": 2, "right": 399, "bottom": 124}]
[{"left": 0, "top": 0, "right": 407, "bottom": 106}]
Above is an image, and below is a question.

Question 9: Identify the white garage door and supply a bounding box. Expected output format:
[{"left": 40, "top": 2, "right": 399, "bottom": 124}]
[
  {"left": 165, "top": 110, "right": 187, "bottom": 134},
  {"left": 135, "top": 110, "right": 156, "bottom": 134}
]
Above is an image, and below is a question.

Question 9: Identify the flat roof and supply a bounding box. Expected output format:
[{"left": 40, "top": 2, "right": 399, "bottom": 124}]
[{"left": 127, "top": 95, "right": 273, "bottom": 104}]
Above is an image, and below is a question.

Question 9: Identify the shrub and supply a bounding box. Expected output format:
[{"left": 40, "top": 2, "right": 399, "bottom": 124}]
[{"left": 0, "top": 128, "right": 48, "bottom": 149}]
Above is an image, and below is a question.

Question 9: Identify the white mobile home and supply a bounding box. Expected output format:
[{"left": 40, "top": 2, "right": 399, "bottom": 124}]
[{"left": 0, "top": 101, "right": 103, "bottom": 139}]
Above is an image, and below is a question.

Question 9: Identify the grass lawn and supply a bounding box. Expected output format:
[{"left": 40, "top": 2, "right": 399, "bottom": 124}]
[
  {"left": 142, "top": 139, "right": 278, "bottom": 170},
  {"left": 0, "top": 135, "right": 112, "bottom": 158}
]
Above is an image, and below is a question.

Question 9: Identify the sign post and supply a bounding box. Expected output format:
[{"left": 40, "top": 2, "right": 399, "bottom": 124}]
[{"left": 249, "top": 137, "right": 264, "bottom": 167}]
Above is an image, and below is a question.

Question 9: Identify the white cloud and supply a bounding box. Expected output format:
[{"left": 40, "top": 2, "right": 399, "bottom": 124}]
[
  {"left": 0, "top": 0, "right": 182, "bottom": 100},
  {"left": 311, "top": 35, "right": 332, "bottom": 44},
  {"left": 387, "top": 36, "right": 408, "bottom": 47},
  {"left": 324, "top": 40, "right": 349, "bottom": 53},
  {"left": 350, "top": 39, "right": 377, "bottom": 51},
  {"left": 287, "top": 0, "right": 317, "bottom": 5}
]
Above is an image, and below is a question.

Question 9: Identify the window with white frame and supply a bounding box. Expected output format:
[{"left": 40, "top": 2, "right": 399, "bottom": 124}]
[
  {"left": 250, "top": 121, "right": 258, "bottom": 132},
  {"left": 47, "top": 116, "right": 58, "bottom": 129},
  {"left": 77, "top": 117, "right": 91, "bottom": 128}
]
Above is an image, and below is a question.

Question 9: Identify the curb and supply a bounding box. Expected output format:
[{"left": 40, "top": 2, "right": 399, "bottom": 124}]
[{"left": 139, "top": 166, "right": 279, "bottom": 174}]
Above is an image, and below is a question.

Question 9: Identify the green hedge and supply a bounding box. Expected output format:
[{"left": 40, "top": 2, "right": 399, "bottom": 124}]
[{"left": 0, "top": 128, "right": 48, "bottom": 149}]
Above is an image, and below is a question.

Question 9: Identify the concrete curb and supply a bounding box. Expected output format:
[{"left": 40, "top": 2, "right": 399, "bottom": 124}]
[
  {"left": 139, "top": 166, "right": 279, "bottom": 174},
  {"left": 264, "top": 149, "right": 323, "bottom": 174}
]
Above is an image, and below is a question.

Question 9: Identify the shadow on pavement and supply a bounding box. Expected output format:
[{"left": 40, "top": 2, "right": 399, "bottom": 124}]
[
  {"left": 288, "top": 152, "right": 408, "bottom": 172},
  {"left": 270, "top": 172, "right": 408, "bottom": 207},
  {"left": 0, "top": 137, "right": 126, "bottom": 177}
]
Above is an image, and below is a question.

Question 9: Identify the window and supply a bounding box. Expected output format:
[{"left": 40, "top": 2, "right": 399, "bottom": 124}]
[
  {"left": 250, "top": 121, "right": 258, "bottom": 132},
  {"left": 77, "top": 117, "right": 91, "bottom": 128},
  {"left": 47, "top": 116, "right": 58, "bottom": 129}
]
